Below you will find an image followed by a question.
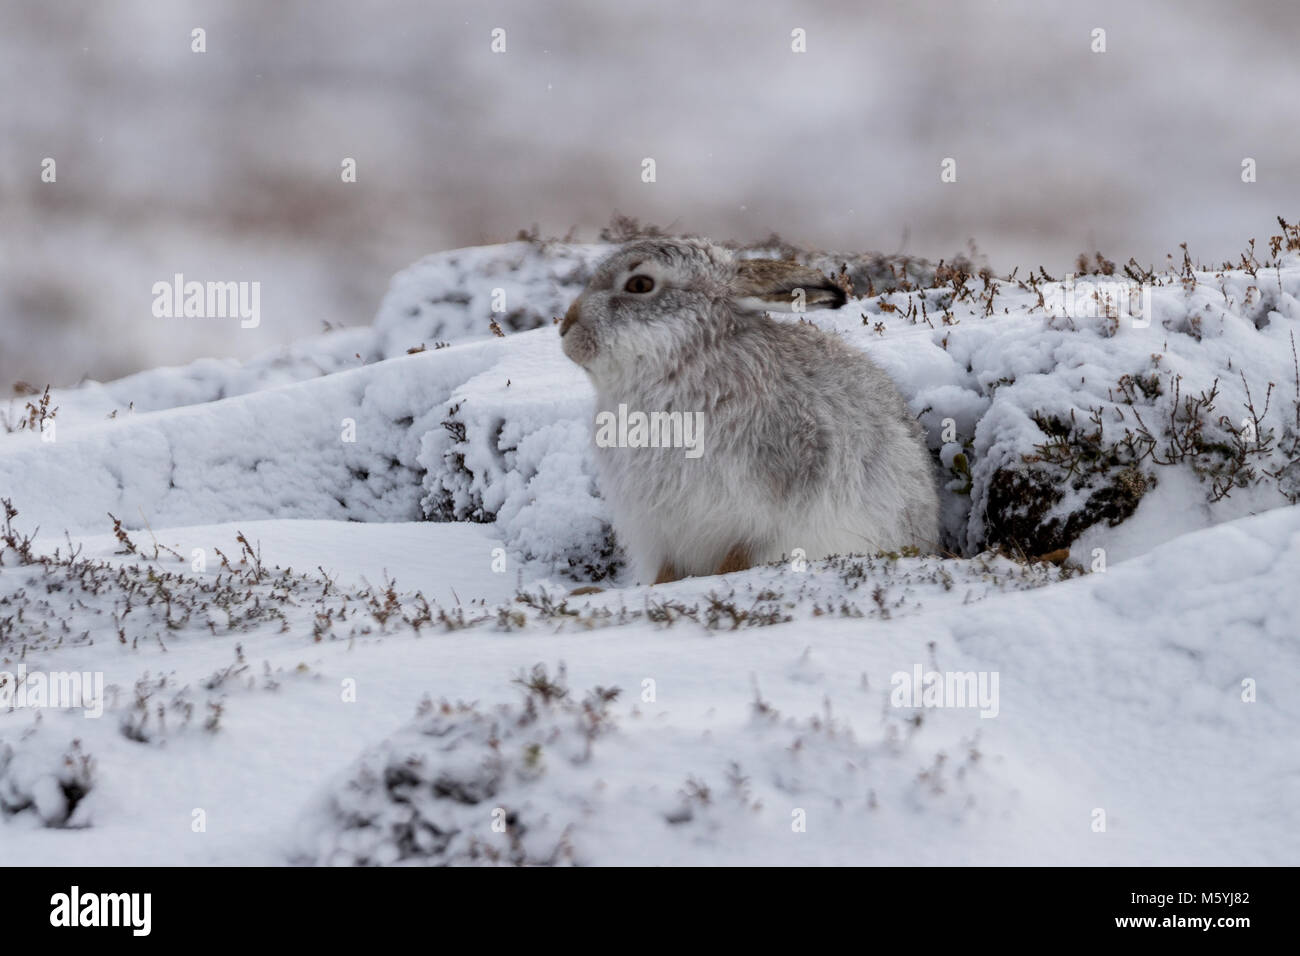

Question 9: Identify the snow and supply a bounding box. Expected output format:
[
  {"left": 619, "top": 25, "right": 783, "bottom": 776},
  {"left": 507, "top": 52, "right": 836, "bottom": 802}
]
[{"left": 2, "top": 237, "right": 1298, "bottom": 865}]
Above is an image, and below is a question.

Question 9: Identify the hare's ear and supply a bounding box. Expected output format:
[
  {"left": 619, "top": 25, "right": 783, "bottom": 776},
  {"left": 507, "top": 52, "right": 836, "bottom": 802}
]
[{"left": 733, "top": 259, "right": 848, "bottom": 313}]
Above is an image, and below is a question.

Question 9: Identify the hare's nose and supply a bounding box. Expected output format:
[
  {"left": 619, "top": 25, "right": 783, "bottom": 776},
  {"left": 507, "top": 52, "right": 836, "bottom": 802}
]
[{"left": 559, "top": 297, "right": 582, "bottom": 336}]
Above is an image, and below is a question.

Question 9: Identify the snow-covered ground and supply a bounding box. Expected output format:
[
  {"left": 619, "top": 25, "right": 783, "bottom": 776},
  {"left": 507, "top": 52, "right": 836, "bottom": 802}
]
[{"left": 2, "top": 230, "right": 1299, "bottom": 865}]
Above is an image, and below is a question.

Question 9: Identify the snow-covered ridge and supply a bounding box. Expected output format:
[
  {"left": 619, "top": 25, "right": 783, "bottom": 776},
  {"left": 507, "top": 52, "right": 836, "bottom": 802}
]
[{"left": 4, "top": 234, "right": 1300, "bottom": 576}]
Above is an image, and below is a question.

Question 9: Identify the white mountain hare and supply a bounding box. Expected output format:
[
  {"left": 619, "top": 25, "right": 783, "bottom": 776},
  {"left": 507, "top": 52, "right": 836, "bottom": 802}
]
[{"left": 560, "top": 238, "right": 939, "bottom": 583}]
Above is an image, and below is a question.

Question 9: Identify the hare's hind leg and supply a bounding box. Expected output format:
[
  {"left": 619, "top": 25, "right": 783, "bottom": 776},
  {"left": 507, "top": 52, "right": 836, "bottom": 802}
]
[
  {"left": 715, "top": 544, "right": 752, "bottom": 576},
  {"left": 654, "top": 561, "right": 682, "bottom": 585}
]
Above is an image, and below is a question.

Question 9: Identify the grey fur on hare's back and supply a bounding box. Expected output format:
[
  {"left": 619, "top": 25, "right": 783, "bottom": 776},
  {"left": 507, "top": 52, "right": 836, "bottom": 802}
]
[{"left": 560, "top": 237, "right": 939, "bottom": 584}]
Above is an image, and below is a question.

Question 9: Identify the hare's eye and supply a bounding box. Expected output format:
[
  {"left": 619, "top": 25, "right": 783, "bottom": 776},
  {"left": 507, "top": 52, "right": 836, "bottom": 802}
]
[{"left": 624, "top": 275, "right": 655, "bottom": 294}]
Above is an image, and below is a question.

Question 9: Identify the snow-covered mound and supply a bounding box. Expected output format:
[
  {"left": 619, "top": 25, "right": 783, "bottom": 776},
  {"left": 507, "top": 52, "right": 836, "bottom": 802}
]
[
  {"left": 2, "top": 222, "right": 1299, "bottom": 865},
  {"left": 5, "top": 227, "right": 1300, "bottom": 575}
]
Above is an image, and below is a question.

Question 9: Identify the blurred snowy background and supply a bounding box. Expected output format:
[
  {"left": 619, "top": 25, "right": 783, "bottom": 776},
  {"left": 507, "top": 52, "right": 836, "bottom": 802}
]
[{"left": 2, "top": 0, "right": 1297, "bottom": 389}]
